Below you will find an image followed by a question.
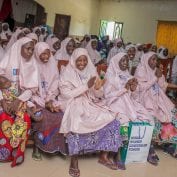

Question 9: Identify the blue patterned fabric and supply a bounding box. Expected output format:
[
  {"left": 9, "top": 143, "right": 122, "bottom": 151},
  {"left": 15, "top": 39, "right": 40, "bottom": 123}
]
[{"left": 66, "top": 120, "right": 122, "bottom": 155}]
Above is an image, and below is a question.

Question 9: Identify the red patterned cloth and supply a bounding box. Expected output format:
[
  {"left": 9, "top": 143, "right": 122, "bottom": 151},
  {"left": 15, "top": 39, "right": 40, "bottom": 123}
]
[{"left": 0, "top": 112, "right": 31, "bottom": 167}]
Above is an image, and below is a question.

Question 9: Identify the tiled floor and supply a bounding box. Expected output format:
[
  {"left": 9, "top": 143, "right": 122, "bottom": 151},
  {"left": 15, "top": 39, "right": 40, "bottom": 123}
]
[{"left": 0, "top": 149, "right": 176, "bottom": 177}]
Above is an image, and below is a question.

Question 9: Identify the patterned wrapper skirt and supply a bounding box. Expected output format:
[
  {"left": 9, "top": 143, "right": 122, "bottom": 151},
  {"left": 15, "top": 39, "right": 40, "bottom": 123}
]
[
  {"left": 33, "top": 109, "right": 67, "bottom": 154},
  {"left": 0, "top": 112, "right": 31, "bottom": 167},
  {"left": 66, "top": 119, "right": 122, "bottom": 156},
  {"left": 153, "top": 108, "right": 177, "bottom": 144}
]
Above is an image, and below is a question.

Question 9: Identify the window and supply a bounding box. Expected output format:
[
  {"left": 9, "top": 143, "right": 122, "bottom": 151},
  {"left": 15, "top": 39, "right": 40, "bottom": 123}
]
[{"left": 99, "top": 20, "right": 123, "bottom": 40}]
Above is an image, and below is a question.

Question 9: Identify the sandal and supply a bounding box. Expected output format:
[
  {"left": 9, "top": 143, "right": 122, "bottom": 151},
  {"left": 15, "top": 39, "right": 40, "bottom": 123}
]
[
  {"left": 147, "top": 154, "right": 158, "bottom": 166},
  {"left": 69, "top": 167, "right": 80, "bottom": 177},
  {"left": 32, "top": 151, "right": 42, "bottom": 161},
  {"left": 98, "top": 160, "right": 118, "bottom": 170},
  {"left": 116, "top": 161, "right": 126, "bottom": 170}
]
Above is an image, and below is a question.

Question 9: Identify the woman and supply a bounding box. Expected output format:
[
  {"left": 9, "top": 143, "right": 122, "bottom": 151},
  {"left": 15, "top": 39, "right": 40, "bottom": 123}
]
[
  {"left": 126, "top": 44, "right": 140, "bottom": 75},
  {"left": 32, "top": 42, "right": 67, "bottom": 159},
  {"left": 135, "top": 52, "right": 177, "bottom": 157},
  {"left": 5, "top": 28, "right": 25, "bottom": 51},
  {"left": 59, "top": 48, "right": 122, "bottom": 177},
  {"left": 46, "top": 36, "right": 61, "bottom": 55},
  {"left": 26, "top": 33, "right": 38, "bottom": 44},
  {"left": 157, "top": 46, "right": 169, "bottom": 59},
  {"left": 86, "top": 39, "right": 103, "bottom": 65},
  {"left": 107, "top": 38, "right": 125, "bottom": 64},
  {"left": 104, "top": 52, "right": 151, "bottom": 125},
  {"left": 55, "top": 37, "right": 75, "bottom": 61},
  {"left": 2, "top": 23, "right": 12, "bottom": 39},
  {"left": 0, "top": 37, "right": 39, "bottom": 167}
]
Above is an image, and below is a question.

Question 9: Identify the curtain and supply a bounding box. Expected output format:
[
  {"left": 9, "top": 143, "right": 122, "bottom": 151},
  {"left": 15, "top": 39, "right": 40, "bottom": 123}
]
[
  {"left": 156, "top": 21, "right": 177, "bottom": 56},
  {"left": 0, "top": 0, "right": 12, "bottom": 21}
]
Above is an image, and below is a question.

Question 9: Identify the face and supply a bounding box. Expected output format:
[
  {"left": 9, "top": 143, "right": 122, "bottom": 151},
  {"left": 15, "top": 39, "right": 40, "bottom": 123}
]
[
  {"left": 117, "top": 41, "right": 123, "bottom": 48},
  {"left": 163, "top": 48, "right": 168, "bottom": 57},
  {"left": 148, "top": 54, "right": 158, "bottom": 70},
  {"left": 127, "top": 47, "right": 136, "bottom": 60},
  {"left": 75, "top": 55, "right": 88, "bottom": 71},
  {"left": 39, "top": 49, "right": 51, "bottom": 63},
  {"left": 143, "top": 44, "right": 148, "bottom": 53},
  {"left": 151, "top": 45, "right": 157, "bottom": 53},
  {"left": 24, "top": 29, "right": 31, "bottom": 35},
  {"left": 137, "top": 45, "right": 143, "bottom": 51},
  {"left": 2, "top": 24, "right": 8, "bottom": 31},
  {"left": 119, "top": 55, "right": 129, "bottom": 71},
  {"left": 32, "top": 39, "right": 38, "bottom": 45},
  {"left": 91, "top": 41, "right": 97, "bottom": 50},
  {"left": 0, "top": 76, "right": 11, "bottom": 89},
  {"left": 66, "top": 39, "right": 75, "bottom": 55},
  {"left": 41, "top": 28, "right": 46, "bottom": 35},
  {"left": 35, "top": 29, "right": 41, "bottom": 37},
  {"left": 85, "top": 36, "right": 90, "bottom": 42},
  {"left": 21, "top": 41, "right": 34, "bottom": 61},
  {"left": 17, "top": 32, "right": 25, "bottom": 40},
  {"left": 53, "top": 40, "right": 61, "bottom": 51}
]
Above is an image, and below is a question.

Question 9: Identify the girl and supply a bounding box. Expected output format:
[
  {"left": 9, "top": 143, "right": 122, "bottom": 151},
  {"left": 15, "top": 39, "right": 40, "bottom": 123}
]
[
  {"left": 135, "top": 52, "right": 177, "bottom": 158},
  {"left": 86, "top": 39, "right": 103, "bottom": 65},
  {"left": 32, "top": 42, "right": 67, "bottom": 160},
  {"left": 59, "top": 48, "right": 122, "bottom": 177},
  {"left": 0, "top": 37, "right": 39, "bottom": 167}
]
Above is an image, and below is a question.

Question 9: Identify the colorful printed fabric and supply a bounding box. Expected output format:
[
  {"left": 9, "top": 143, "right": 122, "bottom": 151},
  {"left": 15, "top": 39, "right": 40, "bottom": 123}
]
[
  {"left": 0, "top": 112, "right": 31, "bottom": 167},
  {"left": 153, "top": 108, "right": 177, "bottom": 144},
  {"left": 66, "top": 120, "right": 122, "bottom": 156}
]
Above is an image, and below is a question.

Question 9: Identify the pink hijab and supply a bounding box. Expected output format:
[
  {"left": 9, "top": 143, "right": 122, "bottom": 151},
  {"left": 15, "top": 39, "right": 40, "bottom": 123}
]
[
  {"left": 55, "top": 37, "right": 73, "bottom": 61},
  {"left": 34, "top": 42, "right": 59, "bottom": 103},
  {"left": 26, "top": 33, "right": 38, "bottom": 42},
  {"left": 0, "top": 37, "right": 39, "bottom": 89},
  {"left": 46, "top": 37, "right": 60, "bottom": 53},
  {"left": 86, "top": 39, "right": 102, "bottom": 65},
  {"left": 135, "top": 52, "right": 174, "bottom": 122},
  {"left": 59, "top": 48, "right": 115, "bottom": 133},
  {"left": 5, "top": 28, "right": 24, "bottom": 51}
]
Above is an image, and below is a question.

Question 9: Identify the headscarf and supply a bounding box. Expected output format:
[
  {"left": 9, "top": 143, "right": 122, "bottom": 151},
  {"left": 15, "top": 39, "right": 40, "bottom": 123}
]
[
  {"left": 55, "top": 37, "right": 73, "bottom": 61},
  {"left": 5, "top": 28, "right": 24, "bottom": 51},
  {"left": 34, "top": 42, "right": 59, "bottom": 101},
  {"left": 46, "top": 37, "right": 60, "bottom": 53},
  {"left": 86, "top": 39, "right": 102, "bottom": 65},
  {"left": 26, "top": 33, "right": 38, "bottom": 42},
  {"left": 157, "top": 46, "right": 168, "bottom": 59}
]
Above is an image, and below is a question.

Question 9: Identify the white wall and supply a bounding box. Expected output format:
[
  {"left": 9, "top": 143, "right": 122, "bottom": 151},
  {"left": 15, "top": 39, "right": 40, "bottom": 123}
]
[
  {"left": 98, "top": 0, "right": 177, "bottom": 43},
  {"left": 35, "top": 0, "right": 99, "bottom": 36},
  {"left": 12, "top": 0, "right": 37, "bottom": 23}
]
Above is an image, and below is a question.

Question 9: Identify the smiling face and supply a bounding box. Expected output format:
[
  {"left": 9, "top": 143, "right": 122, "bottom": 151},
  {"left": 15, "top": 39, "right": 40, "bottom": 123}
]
[
  {"left": 91, "top": 40, "right": 97, "bottom": 50},
  {"left": 39, "top": 49, "right": 51, "bottom": 63},
  {"left": 148, "top": 54, "right": 158, "bottom": 70},
  {"left": 66, "top": 39, "right": 75, "bottom": 55},
  {"left": 119, "top": 55, "right": 129, "bottom": 71},
  {"left": 75, "top": 55, "right": 88, "bottom": 71},
  {"left": 21, "top": 41, "right": 34, "bottom": 61},
  {"left": 127, "top": 47, "right": 136, "bottom": 60},
  {"left": 53, "top": 40, "right": 61, "bottom": 51}
]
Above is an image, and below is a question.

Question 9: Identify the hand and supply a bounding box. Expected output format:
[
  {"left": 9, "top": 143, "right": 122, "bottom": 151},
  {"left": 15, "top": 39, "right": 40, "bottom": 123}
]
[
  {"left": 0, "top": 99, "right": 12, "bottom": 115},
  {"left": 155, "top": 68, "right": 163, "bottom": 78},
  {"left": 87, "top": 76, "right": 96, "bottom": 88},
  {"left": 94, "top": 78, "right": 106, "bottom": 90},
  {"left": 8, "top": 98, "right": 23, "bottom": 115},
  {"left": 45, "top": 100, "right": 55, "bottom": 112}
]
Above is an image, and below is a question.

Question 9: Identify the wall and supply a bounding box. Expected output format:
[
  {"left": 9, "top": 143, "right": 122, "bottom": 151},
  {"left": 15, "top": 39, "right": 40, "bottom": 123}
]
[
  {"left": 98, "top": 0, "right": 177, "bottom": 43},
  {"left": 12, "top": 0, "right": 37, "bottom": 23},
  {"left": 35, "top": 0, "right": 99, "bottom": 36}
]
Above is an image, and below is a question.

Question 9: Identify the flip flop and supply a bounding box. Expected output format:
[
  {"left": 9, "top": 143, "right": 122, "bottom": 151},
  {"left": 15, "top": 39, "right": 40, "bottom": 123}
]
[
  {"left": 69, "top": 167, "right": 80, "bottom": 177},
  {"left": 147, "top": 154, "right": 158, "bottom": 166},
  {"left": 32, "top": 152, "right": 42, "bottom": 161},
  {"left": 116, "top": 161, "right": 126, "bottom": 170},
  {"left": 98, "top": 160, "right": 118, "bottom": 170}
]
